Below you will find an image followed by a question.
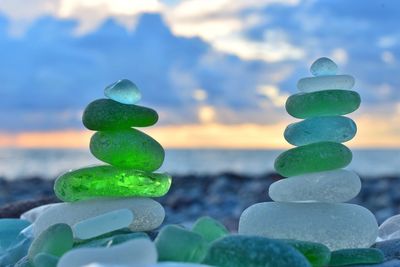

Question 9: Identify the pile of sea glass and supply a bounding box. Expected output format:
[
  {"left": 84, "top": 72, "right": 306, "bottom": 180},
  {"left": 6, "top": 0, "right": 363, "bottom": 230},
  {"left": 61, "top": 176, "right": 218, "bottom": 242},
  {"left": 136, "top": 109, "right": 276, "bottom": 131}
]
[{"left": 0, "top": 59, "right": 395, "bottom": 267}]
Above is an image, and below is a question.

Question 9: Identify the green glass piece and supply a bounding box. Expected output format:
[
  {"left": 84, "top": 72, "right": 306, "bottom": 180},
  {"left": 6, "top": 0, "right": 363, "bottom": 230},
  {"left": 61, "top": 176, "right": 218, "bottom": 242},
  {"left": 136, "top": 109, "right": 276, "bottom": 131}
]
[
  {"left": 192, "top": 216, "right": 229, "bottom": 243},
  {"left": 329, "top": 248, "right": 384, "bottom": 266},
  {"left": 33, "top": 253, "right": 59, "bottom": 267},
  {"left": 202, "top": 235, "right": 311, "bottom": 267},
  {"left": 82, "top": 99, "right": 158, "bottom": 131},
  {"left": 90, "top": 129, "right": 165, "bottom": 171},
  {"left": 28, "top": 224, "right": 73, "bottom": 263},
  {"left": 274, "top": 142, "right": 352, "bottom": 177},
  {"left": 279, "top": 239, "right": 331, "bottom": 267},
  {"left": 54, "top": 165, "right": 172, "bottom": 202},
  {"left": 74, "top": 232, "right": 149, "bottom": 248},
  {"left": 286, "top": 90, "right": 361, "bottom": 119},
  {"left": 155, "top": 225, "right": 208, "bottom": 263}
]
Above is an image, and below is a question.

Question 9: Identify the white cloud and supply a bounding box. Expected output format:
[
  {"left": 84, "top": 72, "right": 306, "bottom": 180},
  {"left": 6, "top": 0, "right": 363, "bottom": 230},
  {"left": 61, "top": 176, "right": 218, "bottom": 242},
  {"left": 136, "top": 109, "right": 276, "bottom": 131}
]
[
  {"left": 257, "top": 84, "right": 289, "bottom": 107},
  {"left": 381, "top": 51, "right": 395, "bottom": 64}
]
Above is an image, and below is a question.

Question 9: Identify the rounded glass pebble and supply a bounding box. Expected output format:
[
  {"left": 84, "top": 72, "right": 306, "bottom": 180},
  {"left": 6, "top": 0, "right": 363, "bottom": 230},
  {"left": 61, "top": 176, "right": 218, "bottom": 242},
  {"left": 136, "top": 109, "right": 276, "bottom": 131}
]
[
  {"left": 90, "top": 129, "right": 165, "bottom": 171},
  {"left": 378, "top": 214, "right": 400, "bottom": 241},
  {"left": 279, "top": 239, "right": 331, "bottom": 267},
  {"left": 274, "top": 142, "right": 352, "bottom": 177},
  {"left": 329, "top": 248, "right": 384, "bottom": 266},
  {"left": 83, "top": 99, "right": 158, "bottom": 130},
  {"left": 0, "top": 219, "right": 30, "bottom": 252},
  {"left": 74, "top": 232, "right": 149, "bottom": 249},
  {"left": 310, "top": 57, "right": 338, "bottom": 76},
  {"left": 239, "top": 202, "right": 378, "bottom": 250},
  {"left": 286, "top": 90, "right": 361, "bottom": 119},
  {"left": 104, "top": 79, "right": 141, "bottom": 105},
  {"left": 192, "top": 216, "right": 229, "bottom": 243},
  {"left": 54, "top": 165, "right": 172, "bottom": 202},
  {"left": 284, "top": 116, "right": 357, "bottom": 146},
  {"left": 33, "top": 253, "right": 59, "bottom": 267},
  {"left": 269, "top": 169, "right": 361, "bottom": 203},
  {"left": 297, "top": 75, "right": 355, "bottom": 92}
]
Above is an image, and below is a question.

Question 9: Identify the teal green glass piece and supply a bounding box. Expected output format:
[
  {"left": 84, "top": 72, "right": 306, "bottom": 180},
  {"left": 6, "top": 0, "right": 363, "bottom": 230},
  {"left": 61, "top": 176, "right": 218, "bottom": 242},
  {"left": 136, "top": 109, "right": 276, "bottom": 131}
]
[
  {"left": 192, "top": 216, "right": 229, "bottom": 243},
  {"left": 33, "top": 253, "right": 59, "bottom": 267},
  {"left": 202, "top": 235, "right": 311, "bottom": 267},
  {"left": 90, "top": 129, "right": 165, "bottom": 171},
  {"left": 329, "top": 248, "right": 384, "bottom": 266},
  {"left": 155, "top": 225, "right": 208, "bottom": 263},
  {"left": 274, "top": 142, "right": 352, "bottom": 177},
  {"left": 104, "top": 79, "right": 141, "bottom": 105},
  {"left": 286, "top": 90, "right": 361, "bottom": 119},
  {"left": 310, "top": 57, "right": 338, "bottom": 76},
  {"left": 74, "top": 232, "right": 149, "bottom": 248},
  {"left": 0, "top": 226, "right": 33, "bottom": 266},
  {"left": 284, "top": 116, "right": 357, "bottom": 146},
  {"left": 0, "top": 219, "right": 30, "bottom": 252},
  {"left": 14, "top": 256, "right": 33, "bottom": 267},
  {"left": 82, "top": 99, "right": 158, "bottom": 130},
  {"left": 279, "top": 239, "right": 331, "bottom": 267},
  {"left": 28, "top": 224, "right": 73, "bottom": 262},
  {"left": 54, "top": 165, "right": 172, "bottom": 202}
]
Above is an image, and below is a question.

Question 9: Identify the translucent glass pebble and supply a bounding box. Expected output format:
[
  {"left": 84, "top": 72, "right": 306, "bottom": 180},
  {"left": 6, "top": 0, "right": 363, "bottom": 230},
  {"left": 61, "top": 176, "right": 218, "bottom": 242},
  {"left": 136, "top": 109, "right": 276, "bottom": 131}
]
[
  {"left": 279, "top": 239, "right": 331, "bottom": 267},
  {"left": 33, "top": 198, "right": 165, "bottom": 237},
  {"left": 83, "top": 99, "right": 158, "bottom": 130},
  {"left": 269, "top": 169, "right": 361, "bottom": 203},
  {"left": 54, "top": 165, "right": 172, "bottom": 202},
  {"left": 73, "top": 209, "right": 134, "bottom": 240},
  {"left": 274, "top": 142, "right": 352, "bottom": 177},
  {"left": 297, "top": 75, "right": 355, "bottom": 92},
  {"left": 90, "top": 129, "right": 165, "bottom": 171},
  {"left": 191, "top": 216, "right": 229, "bottom": 243},
  {"left": 310, "top": 57, "right": 338, "bottom": 76},
  {"left": 33, "top": 253, "right": 59, "bottom": 267},
  {"left": 21, "top": 204, "right": 57, "bottom": 223},
  {"left": 238, "top": 202, "right": 378, "bottom": 250},
  {"left": 0, "top": 225, "right": 33, "bottom": 266},
  {"left": 284, "top": 116, "right": 357, "bottom": 146},
  {"left": 286, "top": 90, "right": 361, "bottom": 119},
  {"left": 378, "top": 214, "right": 400, "bottom": 241},
  {"left": 104, "top": 79, "right": 141, "bottom": 105},
  {"left": 0, "top": 219, "right": 30, "bottom": 252},
  {"left": 58, "top": 238, "right": 156, "bottom": 267},
  {"left": 202, "top": 235, "right": 311, "bottom": 267},
  {"left": 329, "top": 248, "right": 384, "bottom": 266},
  {"left": 74, "top": 232, "right": 149, "bottom": 249}
]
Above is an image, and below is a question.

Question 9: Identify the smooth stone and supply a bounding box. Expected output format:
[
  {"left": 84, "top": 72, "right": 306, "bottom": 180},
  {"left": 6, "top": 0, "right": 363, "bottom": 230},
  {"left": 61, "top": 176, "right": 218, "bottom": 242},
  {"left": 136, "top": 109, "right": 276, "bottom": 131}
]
[
  {"left": 238, "top": 202, "right": 378, "bottom": 250},
  {"left": 73, "top": 209, "right": 134, "bottom": 240},
  {"left": 74, "top": 232, "right": 149, "bottom": 249},
  {"left": 21, "top": 204, "right": 57, "bottom": 223},
  {"left": 28, "top": 224, "right": 73, "bottom": 262},
  {"left": 83, "top": 99, "right": 158, "bottom": 130},
  {"left": 192, "top": 216, "right": 229, "bottom": 243},
  {"left": 284, "top": 116, "right": 357, "bottom": 146},
  {"left": 33, "top": 198, "right": 165, "bottom": 238},
  {"left": 310, "top": 57, "right": 338, "bottom": 76},
  {"left": 286, "top": 90, "right": 361, "bottom": 119},
  {"left": 155, "top": 225, "right": 208, "bottom": 263},
  {"left": 0, "top": 219, "right": 30, "bottom": 252},
  {"left": 58, "top": 238, "right": 157, "bottom": 267},
  {"left": 329, "top": 248, "right": 384, "bottom": 266},
  {"left": 104, "top": 79, "right": 141, "bottom": 105},
  {"left": 274, "top": 142, "right": 352, "bottom": 177},
  {"left": 33, "top": 253, "right": 59, "bottom": 267},
  {"left": 279, "top": 239, "right": 331, "bottom": 267},
  {"left": 297, "top": 75, "right": 355, "bottom": 92},
  {"left": 269, "top": 169, "right": 361, "bottom": 203},
  {"left": 378, "top": 214, "right": 400, "bottom": 241},
  {"left": 202, "top": 235, "right": 311, "bottom": 267},
  {"left": 54, "top": 166, "right": 172, "bottom": 202},
  {"left": 0, "top": 225, "right": 33, "bottom": 266},
  {"left": 90, "top": 129, "right": 165, "bottom": 171},
  {"left": 374, "top": 238, "right": 400, "bottom": 260}
]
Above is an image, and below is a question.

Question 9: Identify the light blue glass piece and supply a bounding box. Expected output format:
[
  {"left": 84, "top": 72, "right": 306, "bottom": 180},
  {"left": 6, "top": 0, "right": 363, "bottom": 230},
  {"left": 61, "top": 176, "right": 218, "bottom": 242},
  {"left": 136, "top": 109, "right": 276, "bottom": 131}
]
[
  {"left": 297, "top": 75, "right": 355, "bottom": 92},
  {"left": 104, "top": 79, "right": 141, "bottom": 105},
  {"left": 0, "top": 225, "right": 33, "bottom": 266},
  {"left": 284, "top": 116, "right": 357, "bottom": 146},
  {"left": 0, "top": 219, "right": 30, "bottom": 252},
  {"left": 33, "top": 253, "right": 59, "bottom": 267},
  {"left": 310, "top": 57, "right": 338, "bottom": 76},
  {"left": 73, "top": 209, "right": 134, "bottom": 240}
]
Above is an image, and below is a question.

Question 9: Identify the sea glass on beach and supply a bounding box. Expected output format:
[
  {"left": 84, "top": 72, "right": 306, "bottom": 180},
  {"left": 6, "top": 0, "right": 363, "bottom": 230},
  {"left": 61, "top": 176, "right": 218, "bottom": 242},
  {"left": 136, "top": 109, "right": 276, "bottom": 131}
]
[{"left": 297, "top": 75, "right": 355, "bottom": 92}]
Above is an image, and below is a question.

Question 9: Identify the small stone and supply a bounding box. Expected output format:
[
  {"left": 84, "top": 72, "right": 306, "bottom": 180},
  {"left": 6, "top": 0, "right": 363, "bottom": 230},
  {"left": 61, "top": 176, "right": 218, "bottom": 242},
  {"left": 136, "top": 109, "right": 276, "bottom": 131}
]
[
  {"left": 90, "top": 129, "right": 165, "bottom": 171},
  {"left": 192, "top": 216, "right": 229, "bottom": 243},
  {"left": 74, "top": 232, "right": 149, "bottom": 249},
  {"left": 73, "top": 209, "right": 134, "bottom": 240},
  {"left": 33, "top": 253, "right": 59, "bottom": 267},
  {"left": 239, "top": 202, "right": 378, "bottom": 250},
  {"left": 284, "top": 116, "right": 357, "bottom": 146},
  {"left": 83, "top": 99, "right": 158, "bottom": 130},
  {"left": 269, "top": 169, "right": 361, "bottom": 203},
  {"left": 54, "top": 165, "right": 172, "bottom": 202},
  {"left": 33, "top": 198, "right": 165, "bottom": 238},
  {"left": 155, "top": 225, "right": 208, "bottom": 263},
  {"left": 286, "top": 90, "right": 361, "bottom": 119},
  {"left": 274, "top": 142, "right": 352, "bottom": 177},
  {"left": 58, "top": 238, "right": 157, "bottom": 267},
  {"left": 279, "top": 239, "right": 331, "bottom": 267},
  {"left": 104, "top": 79, "right": 141, "bottom": 105},
  {"left": 378, "top": 214, "right": 400, "bottom": 241},
  {"left": 21, "top": 204, "right": 57, "bottom": 223},
  {"left": 310, "top": 57, "right": 338, "bottom": 76},
  {"left": 202, "top": 235, "right": 311, "bottom": 267},
  {"left": 0, "top": 219, "right": 30, "bottom": 252},
  {"left": 329, "top": 248, "right": 384, "bottom": 266},
  {"left": 297, "top": 75, "right": 355, "bottom": 92}
]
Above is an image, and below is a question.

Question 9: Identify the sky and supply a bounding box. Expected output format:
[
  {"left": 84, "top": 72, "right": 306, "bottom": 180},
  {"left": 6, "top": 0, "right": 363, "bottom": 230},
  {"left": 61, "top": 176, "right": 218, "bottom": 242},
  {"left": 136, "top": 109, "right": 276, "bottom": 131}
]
[{"left": 0, "top": 0, "right": 400, "bottom": 148}]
